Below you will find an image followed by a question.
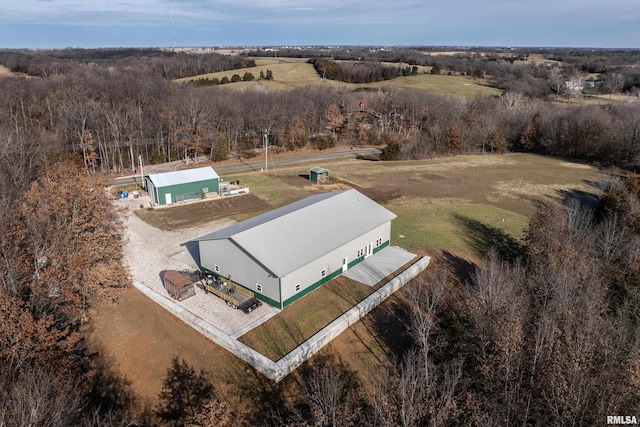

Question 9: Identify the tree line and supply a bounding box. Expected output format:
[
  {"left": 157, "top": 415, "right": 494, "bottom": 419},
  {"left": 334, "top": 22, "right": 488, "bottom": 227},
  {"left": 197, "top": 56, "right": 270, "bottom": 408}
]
[
  {"left": 2, "top": 48, "right": 640, "bottom": 425},
  {"left": 0, "top": 48, "right": 256, "bottom": 79},
  {"left": 2, "top": 53, "right": 640, "bottom": 192},
  {"left": 308, "top": 57, "right": 417, "bottom": 83},
  {"left": 190, "top": 69, "right": 275, "bottom": 87},
  {"left": 2, "top": 163, "right": 639, "bottom": 425}
]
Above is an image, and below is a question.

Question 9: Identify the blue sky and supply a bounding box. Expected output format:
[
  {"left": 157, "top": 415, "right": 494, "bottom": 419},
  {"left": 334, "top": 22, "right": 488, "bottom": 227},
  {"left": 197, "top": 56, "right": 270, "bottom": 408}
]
[{"left": 1, "top": 0, "right": 639, "bottom": 49}]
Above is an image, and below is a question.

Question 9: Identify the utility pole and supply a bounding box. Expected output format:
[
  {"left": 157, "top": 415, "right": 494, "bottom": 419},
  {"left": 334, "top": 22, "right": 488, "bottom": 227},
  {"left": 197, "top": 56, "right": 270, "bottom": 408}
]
[
  {"left": 138, "top": 154, "right": 144, "bottom": 190},
  {"left": 263, "top": 129, "right": 269, "bottom": 171}
]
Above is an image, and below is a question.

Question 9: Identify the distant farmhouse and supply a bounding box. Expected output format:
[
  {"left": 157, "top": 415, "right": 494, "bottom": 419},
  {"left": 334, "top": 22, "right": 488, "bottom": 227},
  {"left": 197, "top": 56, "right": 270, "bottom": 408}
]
[
  {"left": 145, "top": 167, "right": 219, "bottom": 206},
  {"left": 194, "top": 189, "right": 396, "bottom": 309}
]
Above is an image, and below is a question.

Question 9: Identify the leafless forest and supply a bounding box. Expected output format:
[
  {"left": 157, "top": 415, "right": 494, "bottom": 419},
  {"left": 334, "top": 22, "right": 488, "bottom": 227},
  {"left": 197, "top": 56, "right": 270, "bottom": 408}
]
[{"left": 1, "top": 47, "right": 640, "bottom": 426}]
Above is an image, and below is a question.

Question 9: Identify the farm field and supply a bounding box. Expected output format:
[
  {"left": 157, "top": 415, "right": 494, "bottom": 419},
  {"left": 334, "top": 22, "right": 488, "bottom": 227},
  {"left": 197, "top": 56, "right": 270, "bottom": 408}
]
[
  {"left": 92, "top": 152, "right": 602, "bottom": 403},
  {"left": 176, "top": 57, "right": 502, "bottom": 97}
]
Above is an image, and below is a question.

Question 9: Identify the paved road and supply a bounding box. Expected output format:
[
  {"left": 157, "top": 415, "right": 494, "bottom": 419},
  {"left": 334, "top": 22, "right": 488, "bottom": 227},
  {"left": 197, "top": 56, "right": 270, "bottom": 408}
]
[{"left": 113, "top": 147, "right": 380, "bottom": 187}]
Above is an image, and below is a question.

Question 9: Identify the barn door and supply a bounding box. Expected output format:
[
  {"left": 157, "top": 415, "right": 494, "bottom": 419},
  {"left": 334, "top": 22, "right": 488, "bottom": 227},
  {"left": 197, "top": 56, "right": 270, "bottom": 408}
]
[{"left": 165, "top": 193, "right": 172, "bottom": 205}]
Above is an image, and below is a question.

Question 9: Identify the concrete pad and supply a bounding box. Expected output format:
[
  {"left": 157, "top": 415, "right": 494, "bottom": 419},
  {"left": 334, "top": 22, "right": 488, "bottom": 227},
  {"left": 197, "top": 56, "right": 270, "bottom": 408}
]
[{"left": 342, "top": 246, "right": 417, "bottom": 286}]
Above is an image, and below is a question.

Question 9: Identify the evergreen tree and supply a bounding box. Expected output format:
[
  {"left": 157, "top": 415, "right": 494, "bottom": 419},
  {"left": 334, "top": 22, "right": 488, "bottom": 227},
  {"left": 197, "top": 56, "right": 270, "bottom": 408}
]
[
  {"left": 380, "top": 135, "right": 402, "bottom": 160},
  {"left": 490, "top": 129, "right": 508, "bottom": 153},
  {"left": 445, "top": 123, "right": 463, "bottom": 152}
]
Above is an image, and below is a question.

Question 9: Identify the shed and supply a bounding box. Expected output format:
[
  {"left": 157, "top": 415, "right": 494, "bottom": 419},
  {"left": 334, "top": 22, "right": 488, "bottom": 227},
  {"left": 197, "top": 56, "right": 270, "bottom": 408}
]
[
  {"left": 194, "top": 189, "right": 396, "bottom": 309},
  {"left": 145, "top": 166, "right": 219, "bottom": 206},
  {"left": 309, "top": 166, "right": 329, "bottom": 183},
  {"left": 163, "top": 270, "right": 196, "bottom": 301}
]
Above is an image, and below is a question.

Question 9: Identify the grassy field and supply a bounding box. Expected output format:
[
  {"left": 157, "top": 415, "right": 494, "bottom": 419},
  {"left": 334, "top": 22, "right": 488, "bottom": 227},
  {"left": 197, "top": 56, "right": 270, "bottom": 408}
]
[
  {"left": 134, "top": 153, "right": 601, "bottom": 359},
  {"left": 139, "top": 153, "right": 600, "bottom": 256},
  {"left": 176, "top": 57, "right": 502, "bottom": 97}
]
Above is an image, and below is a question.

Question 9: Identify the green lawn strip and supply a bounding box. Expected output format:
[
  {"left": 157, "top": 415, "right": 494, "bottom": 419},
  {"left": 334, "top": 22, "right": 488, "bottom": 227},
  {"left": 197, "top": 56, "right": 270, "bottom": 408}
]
[{"left": 237, "top": 276, "right": 374, "bottom": 361}]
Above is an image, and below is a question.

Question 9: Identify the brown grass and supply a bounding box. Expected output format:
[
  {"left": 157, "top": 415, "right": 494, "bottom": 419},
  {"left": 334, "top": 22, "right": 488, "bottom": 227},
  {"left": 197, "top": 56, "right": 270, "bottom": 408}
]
[
  {"left": 238, "top": 276, "right": 373, "bottom": 360},
  {"left": 238, "top": 257, "right": 416, "bottom": 361},
  {"left": 0, "top": 65, "right": 12, "bottom": 75},
  {"left": 135, "top": 194, "right": 271, "bottom": 230},
  {"left": 140, "top": 153, "right": 601, "bottom": 253},
  {"left": 176, "top": 57, "right": 501, "bottom": 97}
]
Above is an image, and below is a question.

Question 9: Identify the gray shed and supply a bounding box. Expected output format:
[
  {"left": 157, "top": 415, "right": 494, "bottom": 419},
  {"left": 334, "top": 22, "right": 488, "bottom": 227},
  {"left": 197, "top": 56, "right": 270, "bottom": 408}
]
[
  {"left": 309, "top": 166, "right": 329, "bottom": 183},
  {"left": 194, "top": 189, "right": 396, "bottom": 309}
]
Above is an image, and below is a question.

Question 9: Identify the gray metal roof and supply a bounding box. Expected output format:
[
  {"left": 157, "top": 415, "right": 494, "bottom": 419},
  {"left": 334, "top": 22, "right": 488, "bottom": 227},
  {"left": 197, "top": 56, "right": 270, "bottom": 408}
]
[
  {"left": 195, "top": 189, "right": 396, "bottom": 277},
  {"left": 146, "top": 167, "right": 219, "bottom": 188}
]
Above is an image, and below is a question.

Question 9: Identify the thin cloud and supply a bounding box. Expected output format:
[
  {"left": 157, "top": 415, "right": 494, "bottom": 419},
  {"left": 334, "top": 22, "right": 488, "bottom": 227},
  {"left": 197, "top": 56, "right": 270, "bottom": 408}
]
[{"left": 1, "top": 0, "right": 638, "bottom": 47}]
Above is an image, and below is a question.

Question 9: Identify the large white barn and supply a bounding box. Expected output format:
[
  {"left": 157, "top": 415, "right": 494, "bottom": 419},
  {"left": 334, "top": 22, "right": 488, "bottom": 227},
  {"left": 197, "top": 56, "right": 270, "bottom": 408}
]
[{"left": 194, "top": 189, "right": 396, "bottom": 309}]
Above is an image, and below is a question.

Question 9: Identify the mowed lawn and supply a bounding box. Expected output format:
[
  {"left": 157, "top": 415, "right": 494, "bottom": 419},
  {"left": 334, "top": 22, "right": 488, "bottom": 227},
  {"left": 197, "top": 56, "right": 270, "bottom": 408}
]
[{"left": 176, "top": 57, "right": 501, "bottom": 97}]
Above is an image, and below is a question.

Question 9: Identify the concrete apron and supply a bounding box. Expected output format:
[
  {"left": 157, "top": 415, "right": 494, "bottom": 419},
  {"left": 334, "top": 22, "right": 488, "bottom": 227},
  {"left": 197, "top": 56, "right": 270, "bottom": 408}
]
[{"left": 133, "top": 255, "right": 431, "bottom": 382}]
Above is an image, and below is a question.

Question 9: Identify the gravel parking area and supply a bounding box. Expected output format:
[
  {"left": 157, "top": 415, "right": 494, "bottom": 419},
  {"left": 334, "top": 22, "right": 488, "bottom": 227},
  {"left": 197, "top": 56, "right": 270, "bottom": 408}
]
[{"left": 119, "top": 195, "right": 279, "bottom": 336}]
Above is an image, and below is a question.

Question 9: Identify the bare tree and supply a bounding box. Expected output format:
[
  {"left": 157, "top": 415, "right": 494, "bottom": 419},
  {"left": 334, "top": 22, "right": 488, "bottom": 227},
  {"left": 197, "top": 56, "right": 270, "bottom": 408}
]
[
  {"left": 0, "top": 367, "right": 85, "bottom": 427},
  {"left": 305, "top": 367, "right": 345, "bottom": 427}
]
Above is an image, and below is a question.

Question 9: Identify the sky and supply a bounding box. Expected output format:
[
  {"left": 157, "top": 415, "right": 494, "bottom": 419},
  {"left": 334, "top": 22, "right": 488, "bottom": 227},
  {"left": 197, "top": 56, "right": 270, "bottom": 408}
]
[{"left": 1, "top": 0, "right": 639, "bottom": 49}]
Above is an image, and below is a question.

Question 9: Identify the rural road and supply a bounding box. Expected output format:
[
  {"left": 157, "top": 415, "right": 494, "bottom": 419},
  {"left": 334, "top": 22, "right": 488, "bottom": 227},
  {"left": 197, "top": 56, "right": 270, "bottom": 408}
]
[{"left": 113, "top": 147, "right": 380, "bottom": 186}]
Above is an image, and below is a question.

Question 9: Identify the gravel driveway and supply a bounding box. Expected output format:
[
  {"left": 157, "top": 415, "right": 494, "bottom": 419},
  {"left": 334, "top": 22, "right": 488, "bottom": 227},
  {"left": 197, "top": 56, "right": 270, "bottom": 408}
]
[{"left": 119, "top": 194, "right": 279, "bottom": 336}]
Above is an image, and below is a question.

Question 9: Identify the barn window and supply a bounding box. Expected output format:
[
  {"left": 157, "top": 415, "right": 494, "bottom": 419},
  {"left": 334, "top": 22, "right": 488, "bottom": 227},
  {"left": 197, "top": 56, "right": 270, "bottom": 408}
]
[
  {"left": 214, "top": 264, "right": 220, "bottom": 273},
  {"left": 376, "top": 238, "right": 382, "bottom": 246},
  {"left": 202, "top": 187, "right": 209, "bottom": 193},
  {"left": 321, "top": 269, "right": 326, "bottom": 277},
  {"left": 295, "top": 283, "right": 301, "bottom": 292},
  {"left": 256, "top": 283, "right": 262, "bottom": 292}
]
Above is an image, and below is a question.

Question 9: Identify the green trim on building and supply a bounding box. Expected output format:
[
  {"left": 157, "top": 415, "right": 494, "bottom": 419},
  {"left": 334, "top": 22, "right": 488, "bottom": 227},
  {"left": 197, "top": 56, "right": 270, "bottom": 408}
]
[
  {"left": 255, "top": 292, "right": 281, "bottom": 309},
  {"left": 374, "top": 240, "right": 390, "bottom": 253},
  {"left": 347, "top": 240, "right": 389, "bottom": 269},
  {"left": 201, "top": 239, "right": 392, "bottom": 310},
  {"left": 201, "top": 266, "right": 281, "bottom": 308},
  {"left": 348, "top": 256, "right": 364, "bottom": 269},
  {"left": 281, "top": 267, "right": 343, "bottom": 308},
  {"left": 200, "top": 266, "right": 216, "bottom": 275}
]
